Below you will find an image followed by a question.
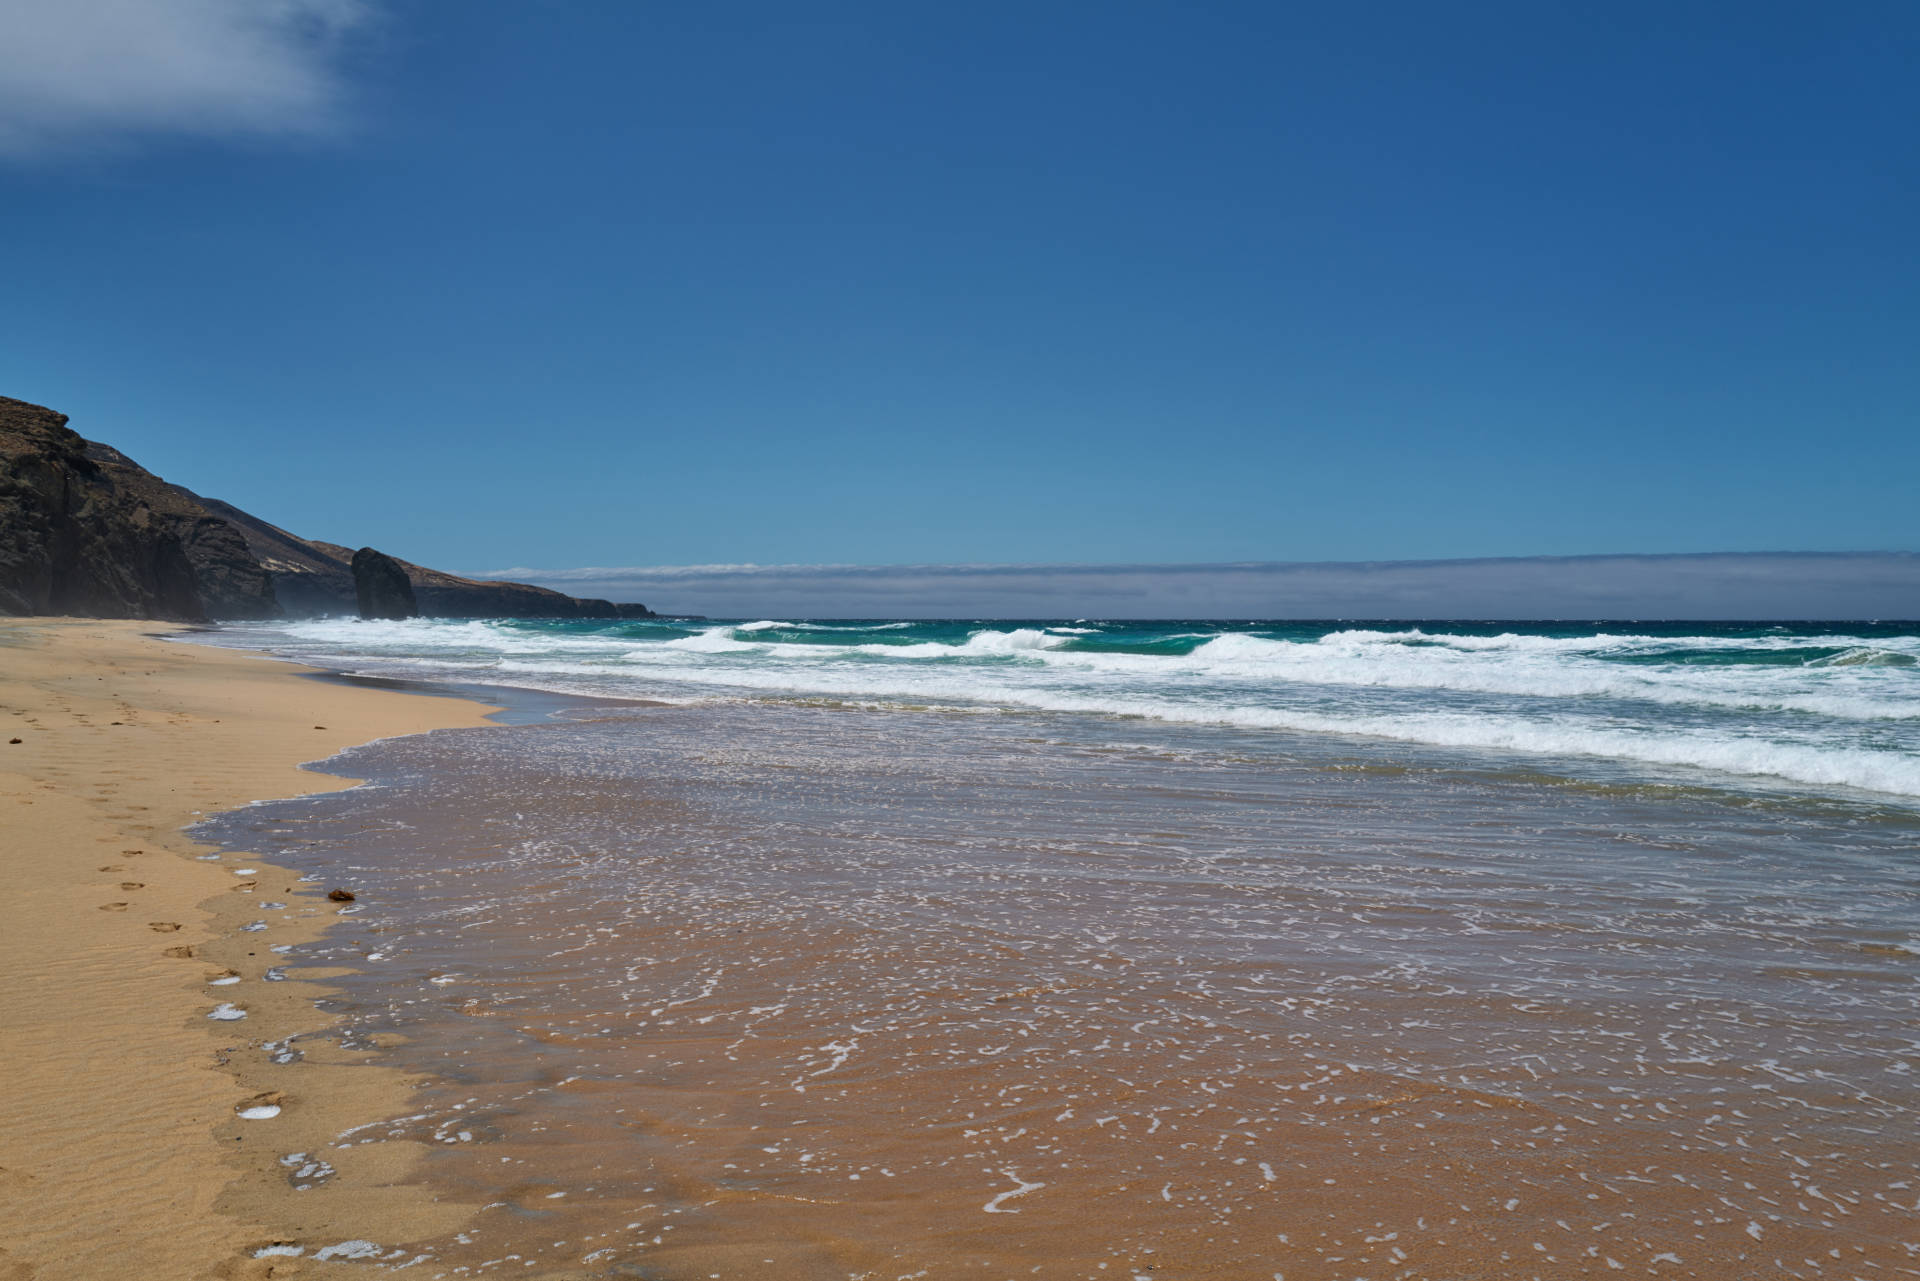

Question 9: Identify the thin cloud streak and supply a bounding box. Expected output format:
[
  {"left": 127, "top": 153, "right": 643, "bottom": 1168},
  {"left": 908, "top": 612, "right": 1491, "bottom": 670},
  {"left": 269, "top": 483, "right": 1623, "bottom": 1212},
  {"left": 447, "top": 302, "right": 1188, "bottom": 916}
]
[
  {"left": 0, "top": 0, "right": 373, "bottom": 158},
  {"left": 481, "top": 552, "right": 1920, "bottom": 620}
]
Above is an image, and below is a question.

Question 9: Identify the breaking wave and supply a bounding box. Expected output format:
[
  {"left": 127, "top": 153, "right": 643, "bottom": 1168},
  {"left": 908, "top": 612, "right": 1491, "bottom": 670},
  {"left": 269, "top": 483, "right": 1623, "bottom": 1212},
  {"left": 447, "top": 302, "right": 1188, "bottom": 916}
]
[{"left": 202, "top": 616, "right": 1920, "bottom": 801}]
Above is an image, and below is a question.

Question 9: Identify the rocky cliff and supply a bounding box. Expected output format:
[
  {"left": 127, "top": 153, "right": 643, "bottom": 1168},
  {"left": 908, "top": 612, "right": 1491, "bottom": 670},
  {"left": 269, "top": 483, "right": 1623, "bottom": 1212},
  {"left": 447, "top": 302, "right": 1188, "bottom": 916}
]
[
  {"left": 399, "top": 558, "right": 650, "bottom": 620},
  {"left": 0, "top": 397, "right": 276, "bottom": 621},
  {"left": 0, "top": 394, "right": 655, "bottom": 622}
]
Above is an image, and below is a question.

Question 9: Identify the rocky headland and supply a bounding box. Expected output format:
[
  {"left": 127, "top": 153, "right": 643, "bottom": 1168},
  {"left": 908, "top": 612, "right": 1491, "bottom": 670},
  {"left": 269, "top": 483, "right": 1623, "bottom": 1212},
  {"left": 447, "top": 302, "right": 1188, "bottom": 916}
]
[{"left": 0, "top": 395, "right": 653, "bottom": 622}]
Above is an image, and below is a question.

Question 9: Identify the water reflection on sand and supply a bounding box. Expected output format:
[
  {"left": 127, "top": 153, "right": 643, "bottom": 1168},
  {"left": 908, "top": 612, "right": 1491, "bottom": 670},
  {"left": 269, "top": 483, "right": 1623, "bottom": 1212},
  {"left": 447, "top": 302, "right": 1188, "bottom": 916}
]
[{"left": 205, "top": 700, "right": 1920, "bottom": 1280}]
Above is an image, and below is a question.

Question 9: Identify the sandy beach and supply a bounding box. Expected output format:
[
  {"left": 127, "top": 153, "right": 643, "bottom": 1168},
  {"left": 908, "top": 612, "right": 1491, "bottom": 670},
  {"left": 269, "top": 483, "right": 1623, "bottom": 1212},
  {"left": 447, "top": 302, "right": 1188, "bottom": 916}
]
[
  {"left": 4, "top": 617, "right": 1918, "bottom": 1279},
  {"left": 0, "top": 620, "right": 494, "bottom": 1281}
]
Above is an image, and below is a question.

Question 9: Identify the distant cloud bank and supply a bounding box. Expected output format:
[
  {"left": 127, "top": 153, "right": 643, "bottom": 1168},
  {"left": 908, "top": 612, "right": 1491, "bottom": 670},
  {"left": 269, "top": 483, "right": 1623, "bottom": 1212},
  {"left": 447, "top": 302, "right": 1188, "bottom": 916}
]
[
  {"left": 482, "top": 552, "right": 1920, "bottom": 620},
  {"left": 0, "top": 0, "right": 372, "bottom": 158}
]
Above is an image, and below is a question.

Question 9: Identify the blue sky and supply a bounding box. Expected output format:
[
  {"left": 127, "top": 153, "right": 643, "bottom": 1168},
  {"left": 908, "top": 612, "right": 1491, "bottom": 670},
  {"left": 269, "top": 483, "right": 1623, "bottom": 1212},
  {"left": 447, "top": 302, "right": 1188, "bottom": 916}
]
[{"left": 2, "top": 1, "right": 1915, "bottom": 579}]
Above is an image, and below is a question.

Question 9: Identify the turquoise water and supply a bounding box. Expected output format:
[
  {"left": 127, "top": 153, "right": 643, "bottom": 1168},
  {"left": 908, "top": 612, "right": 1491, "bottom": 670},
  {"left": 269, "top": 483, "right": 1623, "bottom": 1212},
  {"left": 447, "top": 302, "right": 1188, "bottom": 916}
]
[{"left": 211, "top": 616, "right": 1920, "bottom": 801}]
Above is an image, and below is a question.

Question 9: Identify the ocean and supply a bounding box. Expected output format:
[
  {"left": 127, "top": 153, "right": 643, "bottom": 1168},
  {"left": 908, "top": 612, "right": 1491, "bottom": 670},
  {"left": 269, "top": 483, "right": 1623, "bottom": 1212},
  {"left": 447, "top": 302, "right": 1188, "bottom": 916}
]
[
  {"left": 192, "top": 617, "right": 1920, "bottom": 1278},
  {"left": 212, "top": 617, "right": 1920, "bottom": 802}
]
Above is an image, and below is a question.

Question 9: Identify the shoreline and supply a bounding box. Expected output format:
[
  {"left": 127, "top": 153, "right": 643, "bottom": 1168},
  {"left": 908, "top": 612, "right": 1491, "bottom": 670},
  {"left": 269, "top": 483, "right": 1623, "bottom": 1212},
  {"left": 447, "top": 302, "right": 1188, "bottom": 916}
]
[
  {"left": 176, "top": 665, "right": 1920, "bottom": 1277},
  {"left": 0, "top": 619, "right": 498, "bottom": 1280},
  {"left": 7, "top": 617, "right": 1917, "bottom": 1277}
]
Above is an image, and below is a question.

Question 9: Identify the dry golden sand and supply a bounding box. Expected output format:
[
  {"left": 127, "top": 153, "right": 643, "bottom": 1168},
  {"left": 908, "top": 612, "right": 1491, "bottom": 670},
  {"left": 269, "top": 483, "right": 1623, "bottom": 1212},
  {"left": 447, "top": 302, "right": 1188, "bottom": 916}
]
[{"left": 0, "top": 620, "right": 494, "bottom": 1281}]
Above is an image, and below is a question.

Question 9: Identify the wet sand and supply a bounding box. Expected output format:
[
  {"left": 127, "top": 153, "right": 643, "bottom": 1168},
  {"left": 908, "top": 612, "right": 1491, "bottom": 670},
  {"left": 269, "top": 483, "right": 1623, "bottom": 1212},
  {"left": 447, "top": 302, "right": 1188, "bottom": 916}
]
[
  {"left": 0, "top": 620, "right": 494, "bottom": 1281},
  {"left": 10, "top": 617, "right": 1914, "bottom": 1279},
  {"left": 207, "top": 697, "right": 1920, "bottom": 1281}
]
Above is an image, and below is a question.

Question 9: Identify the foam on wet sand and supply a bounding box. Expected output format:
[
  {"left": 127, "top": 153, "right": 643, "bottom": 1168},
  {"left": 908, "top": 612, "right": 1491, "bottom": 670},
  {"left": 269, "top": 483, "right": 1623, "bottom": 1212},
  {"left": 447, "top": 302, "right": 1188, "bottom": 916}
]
[{"left": 199, "top": 692, "right": 1920, "bottom": 1279}]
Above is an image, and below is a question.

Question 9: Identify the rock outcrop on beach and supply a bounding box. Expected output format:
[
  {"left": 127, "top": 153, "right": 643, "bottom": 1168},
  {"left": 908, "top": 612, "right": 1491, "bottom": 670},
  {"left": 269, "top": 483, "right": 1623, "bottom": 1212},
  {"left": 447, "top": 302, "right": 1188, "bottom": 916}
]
[
  {"left": 352, "top": 547, "right": 418, "bottom": 619},
  {"left": 0, "top": 394, "right": 656, "bottom": 621}
]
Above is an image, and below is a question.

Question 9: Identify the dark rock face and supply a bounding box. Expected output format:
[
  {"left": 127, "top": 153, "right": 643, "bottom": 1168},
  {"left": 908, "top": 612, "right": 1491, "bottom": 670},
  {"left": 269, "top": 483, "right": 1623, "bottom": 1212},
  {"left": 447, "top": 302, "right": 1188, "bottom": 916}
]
[
  {"left": 0, "top": 396, "right": 277, "bottom": 621},
  {"left": 407, "top": 585, "right": 654, "bottom": 621},
  {"left": 352, "top": 547, "right": 418, "bottom": 620},
  {"left": 196, "top": 499, "right": 657, "bottom": 619},
  {"left": 403, "top": 571, "right": 641, "bottom": 619},
  {"left": 1, "top": 392, "right": 655, "bottom": 622},
  {"left": 192, "top": 499, "right": 359, "bottom": 616}
]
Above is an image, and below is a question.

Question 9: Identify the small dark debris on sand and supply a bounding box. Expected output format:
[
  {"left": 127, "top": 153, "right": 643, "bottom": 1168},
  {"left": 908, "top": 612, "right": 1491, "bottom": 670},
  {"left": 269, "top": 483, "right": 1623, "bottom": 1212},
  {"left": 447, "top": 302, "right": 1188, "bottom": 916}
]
[{"left": 326, "top": 888, "right": 356, "bottom": 902}]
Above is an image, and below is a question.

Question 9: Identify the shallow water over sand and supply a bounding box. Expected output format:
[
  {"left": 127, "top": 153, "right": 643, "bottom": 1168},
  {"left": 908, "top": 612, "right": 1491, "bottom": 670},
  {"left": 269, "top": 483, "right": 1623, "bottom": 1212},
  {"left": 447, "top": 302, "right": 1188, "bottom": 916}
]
[{"left": 203, "top": 698, "right": 1920, "bottom": 1280}]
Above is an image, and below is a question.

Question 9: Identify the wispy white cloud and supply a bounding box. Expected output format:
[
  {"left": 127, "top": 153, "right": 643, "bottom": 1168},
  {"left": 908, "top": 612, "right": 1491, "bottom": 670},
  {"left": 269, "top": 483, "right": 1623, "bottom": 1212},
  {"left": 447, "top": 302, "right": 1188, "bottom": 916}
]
[
  {"left": 0, "top": 0, "right": 374, "bottom": 158},
  {"left": 477, "top": 553, "right": 1920, "bottom": 621}
]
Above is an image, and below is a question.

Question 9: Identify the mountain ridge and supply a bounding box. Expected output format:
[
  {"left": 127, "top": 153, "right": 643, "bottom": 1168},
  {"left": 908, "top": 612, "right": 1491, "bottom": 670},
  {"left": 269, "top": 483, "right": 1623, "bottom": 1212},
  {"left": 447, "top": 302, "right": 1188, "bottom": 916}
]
[{"left": 0, "top": 394, "right": 653, "bottom": 622}]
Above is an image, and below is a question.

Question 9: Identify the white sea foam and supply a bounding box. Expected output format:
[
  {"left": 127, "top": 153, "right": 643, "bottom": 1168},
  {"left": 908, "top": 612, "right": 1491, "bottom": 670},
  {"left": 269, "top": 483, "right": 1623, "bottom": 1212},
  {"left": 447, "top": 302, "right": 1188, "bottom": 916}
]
[
  {"left": 982, "top": 1169, "right": 1046, "bottom": 1213},
  {"left": 661, "top": 628, "right": 761, "bottom": 653},
  {"left": 371, "top": 619, "right": 1920, "bottom": 721},
  {"left": 211, "top": 617, "right": 1920, "bottom": 799},
  {"left": 875, "top": 628, "right": 1070, "bottom": 658}
]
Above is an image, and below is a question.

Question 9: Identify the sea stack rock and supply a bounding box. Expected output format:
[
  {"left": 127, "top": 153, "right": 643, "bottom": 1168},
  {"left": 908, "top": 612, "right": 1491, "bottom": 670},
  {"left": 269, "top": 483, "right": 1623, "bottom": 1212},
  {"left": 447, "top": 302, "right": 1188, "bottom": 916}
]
[{"left": 351, "top": 547, "right": 417, "bottom": 620}]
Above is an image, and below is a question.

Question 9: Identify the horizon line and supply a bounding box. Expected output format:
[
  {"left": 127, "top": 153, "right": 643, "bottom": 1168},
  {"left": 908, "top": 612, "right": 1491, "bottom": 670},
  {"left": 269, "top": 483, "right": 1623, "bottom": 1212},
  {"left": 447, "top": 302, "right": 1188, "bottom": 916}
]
[{"left": 479, "top": 549, "right": 1919, "bottom": 581}]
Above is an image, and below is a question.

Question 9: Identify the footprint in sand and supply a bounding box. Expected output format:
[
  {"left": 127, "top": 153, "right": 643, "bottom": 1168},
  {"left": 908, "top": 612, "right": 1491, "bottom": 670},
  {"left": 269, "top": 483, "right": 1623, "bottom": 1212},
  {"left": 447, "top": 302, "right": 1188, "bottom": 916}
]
[
  {"left": 119, "top": 881, "right": 144, "bottom": 890},
  {"left": 149, "top": 922, "right": 182, "bottom": 932},
  {"left": 162, "top": 945, "right": 196, "bottom": 959},
  {"left": 209, "top": 1003, "right": 247, "bottom": 1020},
  {"left": 99, "top": 902, "right": 128, "bottom": 911}
]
